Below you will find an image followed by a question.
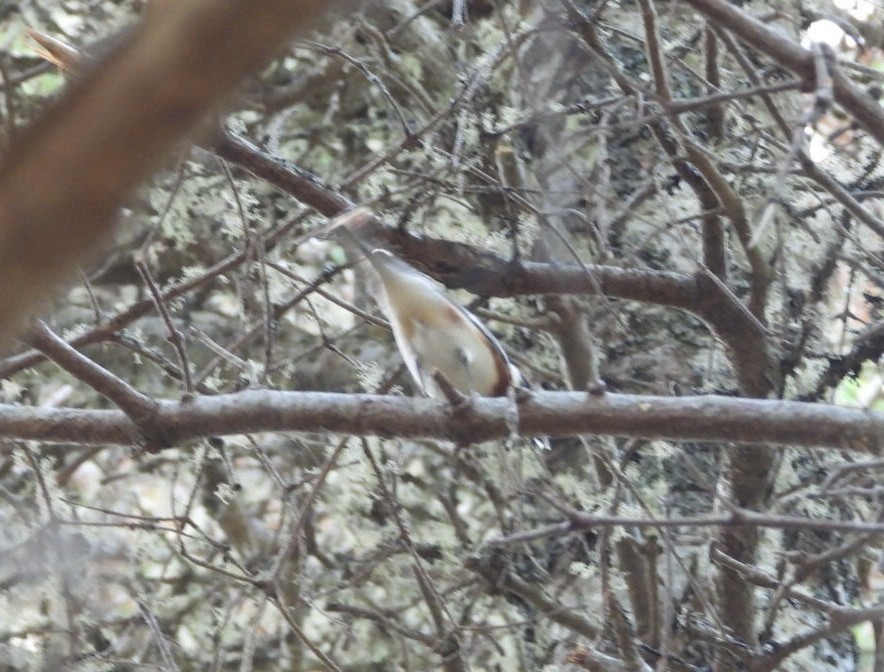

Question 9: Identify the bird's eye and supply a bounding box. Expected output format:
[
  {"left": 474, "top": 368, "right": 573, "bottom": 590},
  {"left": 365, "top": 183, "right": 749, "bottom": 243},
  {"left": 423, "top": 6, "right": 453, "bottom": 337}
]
[{"left": 455, "top": 346, "right": 472, "bottom": 367}]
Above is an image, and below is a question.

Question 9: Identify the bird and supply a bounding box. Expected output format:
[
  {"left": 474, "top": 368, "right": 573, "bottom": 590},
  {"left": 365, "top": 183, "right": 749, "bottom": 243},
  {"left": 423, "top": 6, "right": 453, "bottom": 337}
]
[
  {"left": 26, "top": 29, "right": 83, "bottom": 72},
  {"left": 329, "top": 208, "right": 526, "bottom": 400}
]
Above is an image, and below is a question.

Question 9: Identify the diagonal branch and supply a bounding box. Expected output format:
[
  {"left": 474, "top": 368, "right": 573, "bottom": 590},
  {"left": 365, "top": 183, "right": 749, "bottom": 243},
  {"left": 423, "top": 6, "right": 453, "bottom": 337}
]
[
  {"left": 26, "top": 320, "right": 161, "bottom": 440},
  {"left": 0, "top": 0, "right": 342, "bottom": 343},
  {"left": 681, "top": 0, "right": 884, "bottom": 148}
]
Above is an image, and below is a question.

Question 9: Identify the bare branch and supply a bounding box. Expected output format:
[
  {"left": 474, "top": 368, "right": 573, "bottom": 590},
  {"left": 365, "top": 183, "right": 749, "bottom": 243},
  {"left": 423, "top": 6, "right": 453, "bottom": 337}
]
[{"left": 0, "top": 390, "right": 881, "bottom": 451}]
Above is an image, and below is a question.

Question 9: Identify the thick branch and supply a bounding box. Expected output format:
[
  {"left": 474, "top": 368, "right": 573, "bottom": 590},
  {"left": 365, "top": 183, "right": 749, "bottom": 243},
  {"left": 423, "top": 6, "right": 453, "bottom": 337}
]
[
  {"left": 0, "top": 391, "right": 881, "bottom": 451},
  {"left": 0, "top": 0, "right": 339, "bottom": 342},
  {"left": 388, "top": 230, "right": 699, "bottom": 307}
]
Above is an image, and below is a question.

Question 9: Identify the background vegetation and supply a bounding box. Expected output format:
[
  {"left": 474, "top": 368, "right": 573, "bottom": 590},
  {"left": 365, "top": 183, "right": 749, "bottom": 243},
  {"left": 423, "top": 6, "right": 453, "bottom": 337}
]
[{"left": 2, "top": 0, "right": 884, "bottom": 670}]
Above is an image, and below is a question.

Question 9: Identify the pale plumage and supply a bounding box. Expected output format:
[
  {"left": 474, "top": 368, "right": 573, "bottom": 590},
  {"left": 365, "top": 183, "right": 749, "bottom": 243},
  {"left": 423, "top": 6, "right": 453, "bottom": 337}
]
[
  {"left": 365, "top": 248, "right": 516, "bottom": 397},
  {"left": 329, "top": 209, "right": 548, "bottom": 448}
]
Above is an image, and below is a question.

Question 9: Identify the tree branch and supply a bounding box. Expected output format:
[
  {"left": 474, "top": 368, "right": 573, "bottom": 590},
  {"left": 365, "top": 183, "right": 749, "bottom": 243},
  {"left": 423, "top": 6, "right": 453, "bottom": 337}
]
[
  {"left": 0, "top": 0, "right": 341, "bottom": 342},
  {"left": 0, "top": 390, "right": 881, "bottom": 451},
  {"left": 682, "top": 0, "right": 884, "bottom": 148},
  {"left": 27, "top": 320, "right": 159, "bottom": 429}
]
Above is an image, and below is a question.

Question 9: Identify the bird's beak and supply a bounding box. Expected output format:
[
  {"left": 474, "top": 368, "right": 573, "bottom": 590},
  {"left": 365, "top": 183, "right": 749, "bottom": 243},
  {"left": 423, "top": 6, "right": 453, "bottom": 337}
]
[{"left": 26, "top": 28, "right": 82, "bottom": 72}]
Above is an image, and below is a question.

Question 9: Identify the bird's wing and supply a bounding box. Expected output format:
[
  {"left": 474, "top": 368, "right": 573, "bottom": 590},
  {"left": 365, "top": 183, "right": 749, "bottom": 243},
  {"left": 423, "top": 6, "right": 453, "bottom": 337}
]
[
  {"left": 385, "top": 310, "right": 431, "bottom": 396},
  {"left": 457, "top": 304, "right": 514, "bottom": 394}
]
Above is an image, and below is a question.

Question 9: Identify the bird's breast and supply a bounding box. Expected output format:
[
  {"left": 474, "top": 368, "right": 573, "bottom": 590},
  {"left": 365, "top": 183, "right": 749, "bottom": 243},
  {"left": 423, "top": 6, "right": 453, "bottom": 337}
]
[{"left": 407, "top": 312, "right": 508, "bottom": 396}]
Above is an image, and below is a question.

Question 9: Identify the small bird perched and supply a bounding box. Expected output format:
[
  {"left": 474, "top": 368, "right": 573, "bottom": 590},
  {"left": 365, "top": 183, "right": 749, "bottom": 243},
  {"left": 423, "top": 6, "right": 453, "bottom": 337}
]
[{"left": 330, "top": 208, "right": 524, "bottom": 399}]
